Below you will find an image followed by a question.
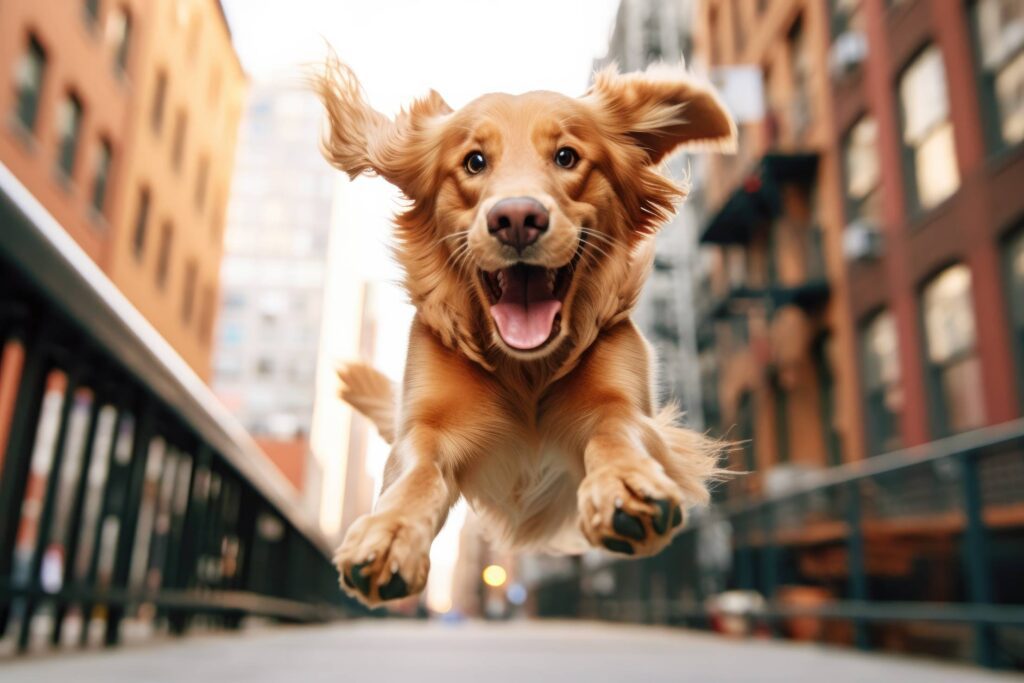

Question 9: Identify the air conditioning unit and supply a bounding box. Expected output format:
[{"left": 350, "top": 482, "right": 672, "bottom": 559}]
[
  {"left": 829, "top": 31, "right": 868, "bottom": 78},
  {"left": 843, "top": 220, "right": 883, "bottom": 262}
]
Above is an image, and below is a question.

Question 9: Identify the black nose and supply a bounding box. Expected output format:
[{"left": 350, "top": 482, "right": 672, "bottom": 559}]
[{"left": 486, "top": 197, "right": 549, "bottom": 253}]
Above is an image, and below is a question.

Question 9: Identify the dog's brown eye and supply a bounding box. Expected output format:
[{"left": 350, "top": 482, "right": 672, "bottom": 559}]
[
  {"left": 554, "top": 147, "right": 579, "bottom": 169},
  {"left": 464, "top": 151, "right": 487, "bottom": 175}
]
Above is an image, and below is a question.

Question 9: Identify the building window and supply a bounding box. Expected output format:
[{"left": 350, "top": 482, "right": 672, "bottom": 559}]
[
  {"left": 84, "top": 0, "right": 100, "bottom": 25},
  {"left": 91, "top": 138, "right": 112, "bottom": 216},
  {"left": 132, "top": 187, "right": 151, "bottom": 259},
  {"left": 151, "top": 70, "right": 168, "bottom": 133},
  {"left": 860, "top": 310, "right": 902, "bottom": 455},
  {"left": 973, "top": 0, "right": 1024, "bottom": 150},
  {"left": 171, "top": 109, "right": 187, "bottom": 171},
  {"left": 181, "top": 259, "right": 198, "bottom": 324},
  {"left": 14, "top": 35, "right": 47, "bottom": 133},
  {"left": 921, "top": 265, "right": 985, "bottom": 435},
  {"left": 198, "top": 284, "right": 215, "bottom": 343},
  {"left": 56, "top": 93, "right": 84, "bottom": 177},
  {"left": 195, "top": 155, "right": 209, "bottom": 210},
  {"left": 108, "top": 7, "right": 132, "bottom": 73},
  {"left": 1004, "top": 228, "right": 1024, "bottom": 403},
  {"left": 843, "top": 115, "right": 881, "bottom": 227},
  {"left": 899, "top": 46, "right": 960, "bottom": 212},
  {"left": 156, "top": 223, "right": 173, "bottom": 288},
  {"left": 814, "top": 334, "right": 843, "bottom": 466}
]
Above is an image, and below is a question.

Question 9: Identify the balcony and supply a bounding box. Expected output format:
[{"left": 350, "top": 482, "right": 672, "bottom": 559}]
[{"left": 700, "top": 153, "right": 820, "bottom": 246}]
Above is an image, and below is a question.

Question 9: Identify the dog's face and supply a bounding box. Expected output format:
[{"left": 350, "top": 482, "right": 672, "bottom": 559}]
[{"left": 317, "top": 61, "right": 735, "bottom": 362}]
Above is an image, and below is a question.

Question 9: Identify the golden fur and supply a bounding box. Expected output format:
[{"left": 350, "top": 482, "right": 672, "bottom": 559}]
[{"left": 315, "top": 54, "right": 736, "bottom": 606}]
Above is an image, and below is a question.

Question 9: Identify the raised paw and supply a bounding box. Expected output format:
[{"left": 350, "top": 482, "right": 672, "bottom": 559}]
[
  {"left": 577, "top": 463, "right": 685, "bottom": 557},
  {"left": 333, "top": 513, "right": 431, "bottom": 606}
]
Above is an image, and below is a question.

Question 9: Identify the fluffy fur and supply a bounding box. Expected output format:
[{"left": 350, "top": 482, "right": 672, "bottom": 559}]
[{"left": 315, "top": 54, "right": 736, "bottom": 606}]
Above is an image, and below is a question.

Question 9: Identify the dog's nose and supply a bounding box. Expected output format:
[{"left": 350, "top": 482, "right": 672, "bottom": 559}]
[{"left": 487, "top": 197, "right": 549, "bottom": 253}]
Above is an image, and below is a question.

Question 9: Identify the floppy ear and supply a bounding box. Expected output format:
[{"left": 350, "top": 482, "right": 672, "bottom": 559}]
[
  {"left": 586, "top": 63, "right": 737, "bottom": 164},
  {"left": 314, "top": 53, "right": 452, "bottom": 194}
]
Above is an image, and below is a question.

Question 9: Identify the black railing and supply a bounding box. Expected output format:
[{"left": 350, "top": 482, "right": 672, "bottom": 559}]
[
  {"left": 0, "top": 163, "right": 357, "bottom": 655},
  {"left": 535, "top": 418, "right": 1024, "bottom": 670}
]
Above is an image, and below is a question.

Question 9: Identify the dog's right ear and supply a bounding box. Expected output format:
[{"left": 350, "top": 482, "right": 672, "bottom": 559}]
[{"left": 314, "top": 54, "right": 451, "bottom": 196}]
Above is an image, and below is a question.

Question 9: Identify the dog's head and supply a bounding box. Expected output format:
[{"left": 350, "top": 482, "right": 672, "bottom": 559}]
[{"left": 316, "top": 59, "right": 735, "bottom": 365}]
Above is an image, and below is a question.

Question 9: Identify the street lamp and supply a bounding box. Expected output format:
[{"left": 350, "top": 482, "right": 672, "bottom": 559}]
[{"left": 482, "top": 564, "right": 507, "bottom": 588}]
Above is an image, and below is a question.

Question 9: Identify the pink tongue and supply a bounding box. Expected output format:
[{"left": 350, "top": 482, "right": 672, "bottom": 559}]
[
  {"left": 491, "top": 300, "right": 561, "bottom": 350},
  {"left": 489, "top": 265, "right": 561, "bottom": 350}
]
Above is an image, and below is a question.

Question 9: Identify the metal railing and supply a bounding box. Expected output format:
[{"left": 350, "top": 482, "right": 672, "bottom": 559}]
[
  {"left": 534, "top": 419, "right": 1024, "bottom": 670},
  {"left": 0, "top": 163, "right": 357, "bottom": 655}
]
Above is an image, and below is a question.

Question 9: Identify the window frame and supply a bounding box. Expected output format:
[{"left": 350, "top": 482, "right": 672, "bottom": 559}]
[
  {"left": 969, "top": 0, "right": 1024, "bottom": 154},
  {"left": 897, "top": 44, "right": 960, "bottom": 216},
  {"left": 859, "top": 309, "right": 903, "bottom": 455},
  {"left": 56, "top": 91, "right": 84, "bottom": 178},
  {"left": 1002, "top": 224, "right": 1024, "bottom": 407},
  {"left": 15, "top": 34, "right": 47, "bottom": 134},
  {"left": 90, "top": 137, "right": 113, "bottom": 217},
  {"left": 919, "top": 264, "right": 985, "bottom": 437}
]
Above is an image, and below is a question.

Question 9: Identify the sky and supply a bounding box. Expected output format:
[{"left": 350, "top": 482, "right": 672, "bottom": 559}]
[{"left": 221, "top": 0, "right": 621, "bottom": 613}]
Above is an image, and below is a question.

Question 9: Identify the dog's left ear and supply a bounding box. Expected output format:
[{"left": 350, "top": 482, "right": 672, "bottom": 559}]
[
  {"left": 314, "top": 52, "right": 452, "bottom": 197},
  {"left": 586, "top": 64, "right": 737, "bottom": 164}
]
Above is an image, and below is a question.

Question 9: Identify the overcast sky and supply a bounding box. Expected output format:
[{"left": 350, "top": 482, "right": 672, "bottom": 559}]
[{"left": 221, "top": 0, "right": 622, "bottom": 613}]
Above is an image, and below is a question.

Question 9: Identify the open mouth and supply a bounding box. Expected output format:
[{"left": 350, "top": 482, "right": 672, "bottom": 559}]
[{"left": 480, "top": 262, "right": 574, "bottom": 351}]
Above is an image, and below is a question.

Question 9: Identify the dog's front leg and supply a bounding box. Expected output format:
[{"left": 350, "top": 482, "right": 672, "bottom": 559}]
[
  {"left": 334, "top": 437, "right": 457, "bottom": 606},
  {"left": 558, "top": 323, "right": 687, "bottom": 557}
]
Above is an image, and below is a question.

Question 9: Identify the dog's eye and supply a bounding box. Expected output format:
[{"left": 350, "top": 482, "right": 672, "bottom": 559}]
[
  {"left": 554, "top": 147, "right": 579, "bottom": 169},
  {"left": 463, "top": 151, "right": 487, "bottom": 175}
]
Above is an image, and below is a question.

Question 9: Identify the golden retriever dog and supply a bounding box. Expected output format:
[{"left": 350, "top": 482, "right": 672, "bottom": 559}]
[{"left": 315, "top": 56, "right": 735, "bottom": 605}]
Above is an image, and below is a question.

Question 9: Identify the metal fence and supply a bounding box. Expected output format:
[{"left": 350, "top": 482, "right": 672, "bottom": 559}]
[
  {"left": 0, "top": 164, "right": 356, "bottom": 655},
  {"left": 535, "top": 419, "right": 1024, "bottom": 670}
]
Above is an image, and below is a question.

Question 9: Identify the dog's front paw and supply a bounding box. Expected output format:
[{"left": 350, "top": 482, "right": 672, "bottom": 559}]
[
  {"left": 577, "top": 462, "right": 684, "bottom": 557},
  {"left": 333, "top": 513, "right": 431, "bottom": 606}
]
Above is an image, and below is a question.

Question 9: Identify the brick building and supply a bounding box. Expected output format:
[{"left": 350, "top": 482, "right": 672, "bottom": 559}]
[
  {"left": 0, "top": 0, "right": 246, "bottom": 378},
  {"left": 692, "top": 0, "right": 1024, "bottom": 658}
]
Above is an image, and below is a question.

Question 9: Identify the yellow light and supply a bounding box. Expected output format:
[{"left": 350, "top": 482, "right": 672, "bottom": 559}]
[{"left": 482, "top": 564, "right": 507, "bottom": 587}]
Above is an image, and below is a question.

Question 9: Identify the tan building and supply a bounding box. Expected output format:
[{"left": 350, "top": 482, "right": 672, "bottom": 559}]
[
  {"left": 0, "top": 0, "right": 245, "bottom": 379},
  {"left": 695, "top": 0, "right": 861, "bottom": 488}
]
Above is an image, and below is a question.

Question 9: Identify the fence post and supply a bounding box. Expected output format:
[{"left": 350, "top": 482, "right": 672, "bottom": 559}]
[
  {"left": 103, "top": 392, "right": 156, "bottom": 647},
  {"left": 959, "top": 449, "right": 996, "bottom": 668},
  {"left": 0, "top": 319, "right": 52, "bottom": 639},
  {"left": 17, "top": 357, "right": 85, "bottom": 651},
  {"left": 845, "top": 481, "right": 869, "bottom": 651}
]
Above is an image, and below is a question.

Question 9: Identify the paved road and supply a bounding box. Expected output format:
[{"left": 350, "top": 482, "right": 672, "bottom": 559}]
[{"left": 2, "top": 620, "right": 1019, "bottom": 682}]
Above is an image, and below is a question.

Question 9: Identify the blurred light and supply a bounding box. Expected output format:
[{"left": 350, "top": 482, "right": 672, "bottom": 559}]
[
  {"left": 506, "top": 583, "right": 527, "bottom": 605},
  {"left": 482, "top": 564, "right": 507, "bottom": 587},
  {"left": 430, "top": 595, "right": 452, "bottom": 614}
]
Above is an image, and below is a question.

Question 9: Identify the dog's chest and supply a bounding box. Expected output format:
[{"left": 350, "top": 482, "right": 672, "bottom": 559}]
[{"left": 457, "top": 419, "right": 584, "bottom": 547}]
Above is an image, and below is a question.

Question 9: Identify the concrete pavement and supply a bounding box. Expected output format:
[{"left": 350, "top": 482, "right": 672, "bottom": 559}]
[{"left": 1, "top": 620, "right": 1019, "bottom": 682}]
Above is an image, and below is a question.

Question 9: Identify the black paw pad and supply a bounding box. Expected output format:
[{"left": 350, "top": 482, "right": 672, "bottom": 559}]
[
  {"left": 612, "top": 509, "right": 646, "bottom": 541},
  {"left": 349, "top": 561, "right": 373, "bottom": 596},
  {"left": 650, "top": 499, "right": 675, "bottom": 535},
  {"left": 671, "top": 506, "right": 683, "bottom": 528},
  {"left": 602, "top": 537, "right": 635, "bottom": 555},
  {"left": 379, "top": 572, "right": 409, "bottom": 601}
]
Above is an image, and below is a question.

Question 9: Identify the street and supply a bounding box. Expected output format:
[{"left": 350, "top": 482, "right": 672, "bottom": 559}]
[{"left": 2, "top": 620, "right": 1017, "bottom": 682}]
